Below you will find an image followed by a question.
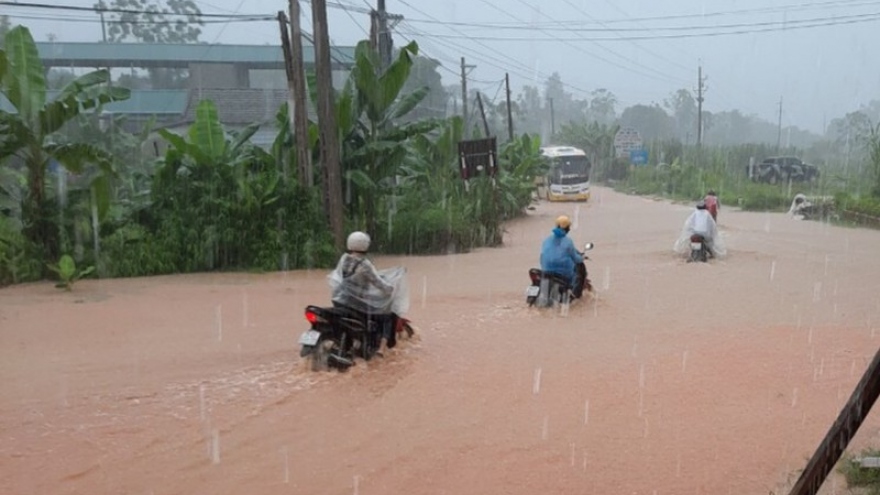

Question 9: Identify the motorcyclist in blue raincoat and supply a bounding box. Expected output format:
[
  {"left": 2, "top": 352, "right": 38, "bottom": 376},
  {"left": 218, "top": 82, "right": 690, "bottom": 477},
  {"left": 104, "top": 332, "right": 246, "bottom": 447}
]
[{"left": 540, "top": 215, "right": 584, "bottom": 296}]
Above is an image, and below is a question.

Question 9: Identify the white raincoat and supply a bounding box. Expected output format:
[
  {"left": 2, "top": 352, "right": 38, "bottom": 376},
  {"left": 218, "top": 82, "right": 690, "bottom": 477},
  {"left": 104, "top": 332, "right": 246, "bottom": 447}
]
[
  {"left": 674, "top": 208, "right": 728, "bottom": 258},
  {"left": 328, "top": 253, "right": 410, "bottom": 315},
  {"left": 788, "top": 193, "right": 811, "bottom": 219}
]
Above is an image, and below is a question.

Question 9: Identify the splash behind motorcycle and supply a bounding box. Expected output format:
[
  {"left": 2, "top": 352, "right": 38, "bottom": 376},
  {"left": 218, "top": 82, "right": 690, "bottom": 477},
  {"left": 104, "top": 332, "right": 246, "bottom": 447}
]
[
  {"left": 526, "top": 242, "right": 595, "bottom": 307},
  {"left": 298, "top": 306, "right": 415, "bottom": 371},
  {"left": 299, "top": 264, "right": 413, "bottom": 371}
]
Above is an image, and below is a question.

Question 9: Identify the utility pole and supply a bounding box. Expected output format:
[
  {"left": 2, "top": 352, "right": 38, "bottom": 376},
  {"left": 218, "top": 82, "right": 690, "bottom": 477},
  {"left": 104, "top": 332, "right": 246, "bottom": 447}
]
[
  {"left": 476, "top": 92, "right": 490, "bottom": 137},
  {"left": 776, "top": 96, "right": 784, "bottom": 153},
  {"left": 98, "top": 10, "right": 107, "bottom": 42},
  {"left": 695, "top": 64, "right": 707, "bottom": 148},
  {"left": 549, "top": 97, "right": 556, "bottom": 137},
  {"left": 505, "top": 73, "right": 514, "bottom": 141},
  {"left": 461, "top": 57, "right": 475, "bottom": 138},
  {"left": 376, "top": 0, "right": 392, "bottom": 69},
  {"left": 310, "top": 0, "right": 345, "bottom": 250},
  {"left": 370, "top": 1, "right": 402, "bottom": 70},
  {"left": 278, "top": 5, "right": 312, "bottom": 186},
  {"left": 289, "top": 0, "right": 312, "bottom": 186},
  {"left": 278, "top": 11, "right": 295, "bottom": 183}
]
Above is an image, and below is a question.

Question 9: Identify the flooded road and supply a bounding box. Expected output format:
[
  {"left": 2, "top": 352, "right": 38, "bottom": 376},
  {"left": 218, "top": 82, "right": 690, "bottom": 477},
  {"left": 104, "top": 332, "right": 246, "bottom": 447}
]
[{"left": 3, "top": 186, "right": 880, "bottom": 495}]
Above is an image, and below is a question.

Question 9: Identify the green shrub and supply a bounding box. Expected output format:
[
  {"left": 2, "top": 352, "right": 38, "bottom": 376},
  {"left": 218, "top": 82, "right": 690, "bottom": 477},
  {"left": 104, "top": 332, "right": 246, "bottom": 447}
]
[
  {"left": 0, "top": 216, "right": 41, "bottom": 286},
  {"left": 839, "top": 449, "right": 880, "bottom": 495}
]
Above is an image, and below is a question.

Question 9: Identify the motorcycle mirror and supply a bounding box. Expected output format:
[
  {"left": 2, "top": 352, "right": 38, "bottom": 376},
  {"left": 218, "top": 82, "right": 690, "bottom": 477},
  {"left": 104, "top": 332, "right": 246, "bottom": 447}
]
[{"left": 583, "top": 242, "right": 594, "bottom": 251}]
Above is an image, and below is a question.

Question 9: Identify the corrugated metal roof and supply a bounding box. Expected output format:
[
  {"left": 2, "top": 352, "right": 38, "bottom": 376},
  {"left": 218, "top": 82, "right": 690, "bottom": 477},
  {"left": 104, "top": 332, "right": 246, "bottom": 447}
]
[{"left": 35, "top": 42, "right": 356, "bottom": 69}]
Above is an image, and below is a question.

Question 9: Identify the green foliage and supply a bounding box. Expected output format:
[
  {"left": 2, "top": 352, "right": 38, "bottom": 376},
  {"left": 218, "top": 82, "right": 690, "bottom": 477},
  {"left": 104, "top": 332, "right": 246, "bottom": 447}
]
[
  {"left": 835, "top": 192, "right": 880, "bottom": 221},
  {"left": 0, "top": 215, "right": 40, "bottom": 286},
  {"left": 47, "top": 253, "right": 94, "bottom": 290},
  {"left": 337, "top": 39, "right": 441, "bottom": 236},
  {"left": 374, "top": 117, "right": 542, "bottom": 254},
  {"left": 867, "top": 122, "right": 880, "bottom": 198},
  {"left": 1, "top": 25, "right": 130, "bottom": 266},
  {"left": 0, "top": 30, "right": 638, "bottom": 285},
  {"left": 104, "top": 99, "right": 335, "bottom": 277},
  {"left": 617, "top": 151, "right": 792, "bottom": 212},
  {"left": 94, "top": 0, "right": 203, "bottom": 43},
  {"left": 839, "top": 450, "right": 880, "bottom": 495}
]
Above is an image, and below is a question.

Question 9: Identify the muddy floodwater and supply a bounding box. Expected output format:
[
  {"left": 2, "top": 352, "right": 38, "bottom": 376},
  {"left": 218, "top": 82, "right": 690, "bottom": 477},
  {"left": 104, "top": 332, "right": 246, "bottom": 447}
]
[{"left": 3, "top": 187, "right": 880, "bottom": 495}]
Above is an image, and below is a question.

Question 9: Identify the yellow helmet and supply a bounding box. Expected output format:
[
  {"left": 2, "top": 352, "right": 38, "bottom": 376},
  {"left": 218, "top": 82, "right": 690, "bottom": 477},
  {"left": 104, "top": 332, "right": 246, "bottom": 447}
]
[{"left": 555, "top": 215, "right": 572, "bottom": 229}]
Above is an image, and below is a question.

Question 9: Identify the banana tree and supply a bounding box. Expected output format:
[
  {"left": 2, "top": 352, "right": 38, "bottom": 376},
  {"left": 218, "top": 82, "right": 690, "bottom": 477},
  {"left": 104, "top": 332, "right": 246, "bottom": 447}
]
[
  {"left": 153, "top": 99, "right": 279, "bottom": 269},
  {"left": 0, "top": 25, "right": 130, "bottom": 264},
  {"left": 335, "top": 40, "right": 440, "bottom": 234}
]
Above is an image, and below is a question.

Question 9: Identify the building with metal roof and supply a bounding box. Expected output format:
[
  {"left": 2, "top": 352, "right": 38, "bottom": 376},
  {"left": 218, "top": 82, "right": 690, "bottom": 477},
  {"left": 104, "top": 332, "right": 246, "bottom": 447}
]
[
  {"left": 4, "top": 41, "right": 358, "bottom": 143},
  {"left": 35, "top": 41, "right": 355, "bottom": 70}
]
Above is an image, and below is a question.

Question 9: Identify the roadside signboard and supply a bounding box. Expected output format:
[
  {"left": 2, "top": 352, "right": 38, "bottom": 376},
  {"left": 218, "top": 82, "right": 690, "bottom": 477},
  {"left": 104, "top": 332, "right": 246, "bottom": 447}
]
[
  {"left": 614, "top": 127, "right": 643, "bottom": 159},
  {"left": 630, "top": 149, "right": 649, "bottom": 165}
]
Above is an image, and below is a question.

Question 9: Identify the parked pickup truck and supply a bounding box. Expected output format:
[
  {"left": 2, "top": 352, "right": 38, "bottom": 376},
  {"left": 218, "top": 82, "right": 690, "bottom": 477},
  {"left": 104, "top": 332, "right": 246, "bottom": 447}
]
[{"left": 749, "top": 156, "right": 819, "bottom": 184}]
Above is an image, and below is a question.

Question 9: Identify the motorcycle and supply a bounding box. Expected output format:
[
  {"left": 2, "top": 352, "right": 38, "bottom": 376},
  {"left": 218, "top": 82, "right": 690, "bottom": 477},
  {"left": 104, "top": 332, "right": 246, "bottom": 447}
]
[
  {"left": 688, "top": 234, "right": 709, "bottom": 263},
  {"left": 298, "top": 305, "right": 415, "bottom": 371},
  {"left": 526, "top": 242, "right": 594, "bottom": 307}
]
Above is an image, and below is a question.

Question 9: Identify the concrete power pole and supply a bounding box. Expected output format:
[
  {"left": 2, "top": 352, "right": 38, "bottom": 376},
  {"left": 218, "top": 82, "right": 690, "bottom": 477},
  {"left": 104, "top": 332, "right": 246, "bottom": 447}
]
[
  {"left": 310, "top": 0, "right": 345, "bottom": 250},
  {"left": 278, "top": 3, "right": 313, "bottom": 187},
  {"left": 377, "top": 0, "right": 392, "bottom": 69},
  {"left": 461, "top": 57, "right": 475, "bottom": 138},
  {"left": 289, "top": 0, "right": 313, "bottom": 187},
  {"left": 696, "top": 64, "right": 707, "bottom": 148},
  {"left": 776, "top": 97, "right": 784, "bottom": 153},
  {"left": 371, "top": 1, "right": 403, "bottom": 70},
  {"left": 476, "top": 92, "right": 490, "bottom": 137},
  {"left": 505, "top": 73, "right": 514, "bottom": 141}
]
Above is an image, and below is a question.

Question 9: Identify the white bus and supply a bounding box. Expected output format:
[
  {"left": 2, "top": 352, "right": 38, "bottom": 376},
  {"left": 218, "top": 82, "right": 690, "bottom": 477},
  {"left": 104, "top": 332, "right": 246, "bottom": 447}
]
[{"left": 538, "top": 146, "right": 591, "bottom": 202}]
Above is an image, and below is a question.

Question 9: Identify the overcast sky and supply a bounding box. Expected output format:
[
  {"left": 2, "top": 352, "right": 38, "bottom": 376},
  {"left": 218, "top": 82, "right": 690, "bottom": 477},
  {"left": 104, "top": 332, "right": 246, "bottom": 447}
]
[{"left": 8, "top": 0, "right": 880, "bottom": 133}]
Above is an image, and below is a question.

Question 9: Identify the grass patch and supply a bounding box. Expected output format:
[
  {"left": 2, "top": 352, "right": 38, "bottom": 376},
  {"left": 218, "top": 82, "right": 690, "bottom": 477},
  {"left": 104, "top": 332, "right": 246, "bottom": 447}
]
[{"left": 839, "top": 449, "right": 880, "bottom": 494}]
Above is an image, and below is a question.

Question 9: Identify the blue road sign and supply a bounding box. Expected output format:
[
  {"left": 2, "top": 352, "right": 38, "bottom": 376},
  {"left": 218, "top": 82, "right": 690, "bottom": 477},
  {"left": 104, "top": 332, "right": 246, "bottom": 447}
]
[{"left": 630, "top": 149, "right": 648, "bottom": 165}]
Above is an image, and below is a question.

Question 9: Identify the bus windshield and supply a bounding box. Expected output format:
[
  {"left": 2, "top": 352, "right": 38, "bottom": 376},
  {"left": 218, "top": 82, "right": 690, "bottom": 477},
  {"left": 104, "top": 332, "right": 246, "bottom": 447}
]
[{"left": 549, "top": 155, "right": 590, "bottom": 184}]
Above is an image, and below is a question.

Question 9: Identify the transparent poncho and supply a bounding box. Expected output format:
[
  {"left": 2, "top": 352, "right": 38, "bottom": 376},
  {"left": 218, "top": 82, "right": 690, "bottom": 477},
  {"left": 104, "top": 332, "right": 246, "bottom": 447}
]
[
  {"left": 328, "top": 254, "right": 410, "bottom": 315},
  {"left": 673, "top": 209, "right": 728, "bottom": 258}
]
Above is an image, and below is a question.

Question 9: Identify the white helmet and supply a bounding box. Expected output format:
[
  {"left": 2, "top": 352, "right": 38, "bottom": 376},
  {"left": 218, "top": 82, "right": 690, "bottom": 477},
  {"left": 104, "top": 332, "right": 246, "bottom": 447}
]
[{"left": 346, "top": 231, "right": 371, "bottom": 252}]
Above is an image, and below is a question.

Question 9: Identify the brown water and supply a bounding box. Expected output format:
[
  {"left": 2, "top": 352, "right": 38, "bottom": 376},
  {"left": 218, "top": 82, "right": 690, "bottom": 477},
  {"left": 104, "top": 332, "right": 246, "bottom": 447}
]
[{"left": 3, "top": 186, "right": 880, "bottom": 495}]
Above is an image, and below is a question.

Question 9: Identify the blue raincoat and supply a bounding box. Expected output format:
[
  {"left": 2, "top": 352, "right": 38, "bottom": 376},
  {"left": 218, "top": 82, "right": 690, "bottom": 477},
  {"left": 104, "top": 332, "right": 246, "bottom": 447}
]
[{"left": 540, "top": 227, "right": 583, "bottom": 285}]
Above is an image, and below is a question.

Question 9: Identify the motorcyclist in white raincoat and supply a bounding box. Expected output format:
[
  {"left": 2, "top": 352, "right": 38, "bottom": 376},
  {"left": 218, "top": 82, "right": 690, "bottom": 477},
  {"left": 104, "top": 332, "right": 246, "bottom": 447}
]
[
  {"left": 674, "top": 201, "right": 727, "bottom": 258},
  {"left": 329, "top": 231, "right": 409, "bottom": 355}
]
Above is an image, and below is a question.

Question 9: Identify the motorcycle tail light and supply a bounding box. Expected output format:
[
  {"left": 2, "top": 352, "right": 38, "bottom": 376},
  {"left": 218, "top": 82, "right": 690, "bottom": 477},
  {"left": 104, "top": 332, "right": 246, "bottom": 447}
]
[{"left": 305, "top": 310, "right": 325, "bottom": 324}]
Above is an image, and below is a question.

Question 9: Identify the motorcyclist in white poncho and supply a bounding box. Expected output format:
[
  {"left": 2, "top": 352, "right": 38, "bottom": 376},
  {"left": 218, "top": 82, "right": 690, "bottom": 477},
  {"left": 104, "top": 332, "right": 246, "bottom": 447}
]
[
  {"left": 329, "top": 231, "right": 409, "bottom": 354},
  {"left": 674, "top": 201, "right": 728, "bottom": 259}
]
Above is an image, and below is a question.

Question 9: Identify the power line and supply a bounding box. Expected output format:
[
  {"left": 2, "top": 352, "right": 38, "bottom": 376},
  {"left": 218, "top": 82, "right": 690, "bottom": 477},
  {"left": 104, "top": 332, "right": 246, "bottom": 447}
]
[
  {"left": 398, "top": 22, "right": 642, "bottom": 105},
  {"left": 393, "top": 28, "right": 502, "bottom": 84},
  {"left": 407, "top": 12, "right": 880, "bottom": 41},
  {"left": 392, "top": 0, "right": 624, "bottom": 101},
  {"left": 4, "top": 12, "right": 274, "bottom": 24},
  {"left": 208, "top": 0, "right": 247, "bottom": 43},
  {"left": 402, "top": 0, "right": 880, "bottom": 28},
  {"left": 0, "top": 0, "right": 383, "bottom": 18},
  {"left": 398, "top": 25, "right": 550, "bottom": 89},
  {"left": 334, "top": 0, "right": 370, "bottom": 37},
  {"left": 491, "top": 0, "right": 687, "bottom": 85},
  {"left": 0, "top": 1, "right": 251, "bottom": 18},
  {"left": 393, "top": 0, "right": 573, "bottom": 93},
  {"left": 414, "top": 9, "right": 880, "bottom": 33}
]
